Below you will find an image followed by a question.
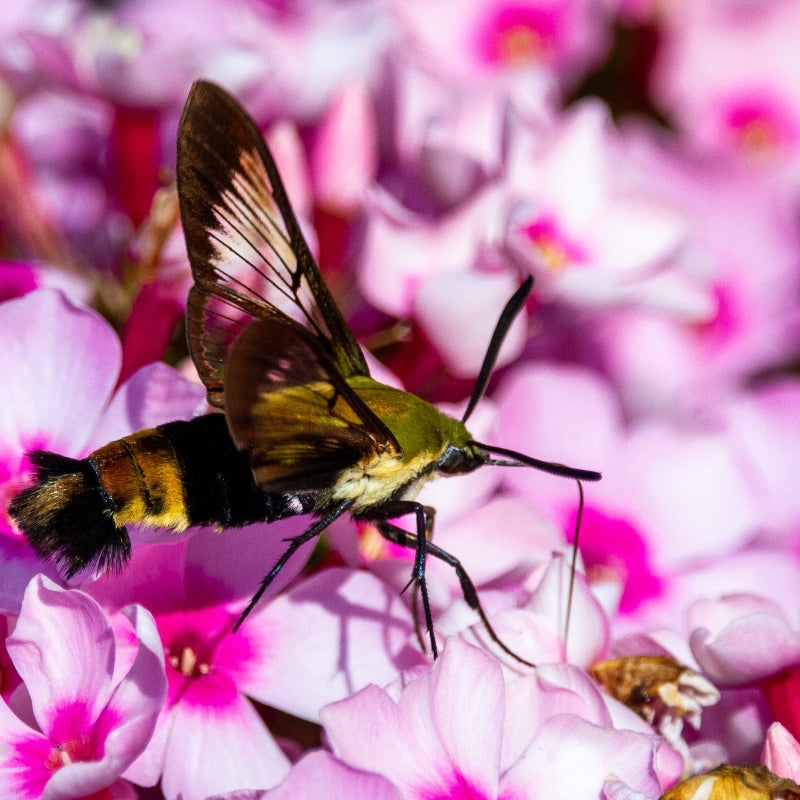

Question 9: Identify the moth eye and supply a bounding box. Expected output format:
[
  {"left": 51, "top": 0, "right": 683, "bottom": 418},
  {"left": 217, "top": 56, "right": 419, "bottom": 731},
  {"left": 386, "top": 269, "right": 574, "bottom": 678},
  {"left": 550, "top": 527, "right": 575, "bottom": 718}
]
[{"left": 437, "top": 446, "right": 475, "bottom": 475}]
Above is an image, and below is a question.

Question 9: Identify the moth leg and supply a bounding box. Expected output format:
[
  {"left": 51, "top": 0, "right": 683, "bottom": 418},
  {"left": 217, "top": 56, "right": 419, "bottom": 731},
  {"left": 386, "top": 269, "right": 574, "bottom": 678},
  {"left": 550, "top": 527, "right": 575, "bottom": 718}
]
[
  {"left": 362, "top": 500, "right": 438, "bottom": 659},
  {"left": 378, "top": 519, "right": 536, "bottom": 668},
  {"left": 234, "top": 499, "right": 353, "bottom": 631}
]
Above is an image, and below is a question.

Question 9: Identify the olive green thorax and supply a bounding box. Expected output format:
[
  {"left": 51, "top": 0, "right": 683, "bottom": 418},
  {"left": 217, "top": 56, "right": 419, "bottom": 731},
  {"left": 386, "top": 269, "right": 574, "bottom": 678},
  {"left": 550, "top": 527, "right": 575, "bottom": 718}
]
[{"left": 348, "top": 375, "right": 475, "bottom": 466}]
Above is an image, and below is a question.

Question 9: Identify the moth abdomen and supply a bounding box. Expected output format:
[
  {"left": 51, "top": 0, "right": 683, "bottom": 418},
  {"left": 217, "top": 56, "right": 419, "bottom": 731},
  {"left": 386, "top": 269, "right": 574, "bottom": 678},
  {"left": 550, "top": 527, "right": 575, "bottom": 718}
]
[{"left": 9, "top": 413, "right": 305, "bottom": 578}]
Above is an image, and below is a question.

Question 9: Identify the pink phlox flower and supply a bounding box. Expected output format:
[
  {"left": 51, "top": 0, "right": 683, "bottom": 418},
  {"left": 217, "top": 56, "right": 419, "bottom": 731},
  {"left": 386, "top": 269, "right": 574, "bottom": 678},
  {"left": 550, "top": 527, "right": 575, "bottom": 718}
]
[
  {"left": 89, "top": 524, "right": 419, "bottom": 800},
  {"left": 651, "top": 0, "right": 800, "bottom": 168},
  {"left": 503, "top": 101, "right": 694, "bottom": 311},
  {"left": 495, "top": 364, "right": 781, "bottom": 632},
  {"left": 0, "top": 289, "right": 207, "bottom": 606},
  {"left": 390, "top": 0, "right": 611, "bottom": 88},
  {"left": 0, "top": 575, "right": 166, "bottom": 800},
  {"left": 473, "top": 0, "right": 611, "bottom": 79},
  {"left": 378, "top": 56, "right": 556, "bottom": 211},
  {"left": 598, "top": 126, "right": 800, "bottom": 416},
  {"left": 322, "top": 636, "right": 676, "bottom": 800}
]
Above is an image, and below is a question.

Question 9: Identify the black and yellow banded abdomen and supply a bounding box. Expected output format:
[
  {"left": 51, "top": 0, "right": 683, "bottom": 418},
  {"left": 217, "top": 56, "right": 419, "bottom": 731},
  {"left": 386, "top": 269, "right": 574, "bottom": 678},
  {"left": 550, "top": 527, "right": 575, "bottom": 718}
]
[{"left": 9, "top": 413, "right": 306, "bottom": 577}]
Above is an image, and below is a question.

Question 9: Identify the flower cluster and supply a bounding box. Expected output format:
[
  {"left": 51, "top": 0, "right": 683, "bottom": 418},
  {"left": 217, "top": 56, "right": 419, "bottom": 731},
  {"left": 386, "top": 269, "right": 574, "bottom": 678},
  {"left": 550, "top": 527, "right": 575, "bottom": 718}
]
[{"left": 2, "top": 1, "right": 800, "bottom": 799}]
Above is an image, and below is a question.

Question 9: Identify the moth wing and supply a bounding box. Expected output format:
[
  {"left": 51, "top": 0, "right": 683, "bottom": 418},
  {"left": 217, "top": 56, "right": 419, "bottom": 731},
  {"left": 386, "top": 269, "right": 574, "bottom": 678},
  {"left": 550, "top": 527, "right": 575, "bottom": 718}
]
[
  {"left": 225, "top": 316, "right": 400, "bottom": 492},
  {"left": 177, "top": 79, "right": 369, "bottom": 409}
]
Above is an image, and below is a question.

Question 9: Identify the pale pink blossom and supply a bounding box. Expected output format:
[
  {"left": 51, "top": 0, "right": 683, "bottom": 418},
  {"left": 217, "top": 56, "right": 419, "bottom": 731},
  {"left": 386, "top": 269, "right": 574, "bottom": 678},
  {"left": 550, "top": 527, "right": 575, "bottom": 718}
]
[
  {"left": 0, "top": 575, "right": 166, "bottom": 800},
  {"left": 389, "top": 0, "right": 612, "bottom": 87},
  {"left": 503, "top": 101, "right": 695, "bottom": 312},
  {"left": 494, "top": 364, "right": 783, "bottom": 630},
  {"left": 652, "top": 0, "right": 800, "bottom": 169},
  {"left": 0, "top": 290, "right": 206, "bottom": 610},
  {"left": 597, "top": 125, "right": 800, "bottom": 416},
  {"left": 322, "top": 637, "right": 677, "bottom": 800}
]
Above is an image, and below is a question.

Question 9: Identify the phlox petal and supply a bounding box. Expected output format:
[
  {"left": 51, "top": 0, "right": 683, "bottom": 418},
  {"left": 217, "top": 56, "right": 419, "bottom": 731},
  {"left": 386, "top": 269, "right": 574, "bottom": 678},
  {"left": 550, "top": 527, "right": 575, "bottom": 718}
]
[
  {"left": 323, "top": 639, "right": 506, "bottom": 796},
  {"left": 688, "top": 596, "right": 800, "bottom": 685},
  {"left": 501, "top": 662, "right": 614, "bottom": 770},
  {"left": 359, "top": 185, "right": 503, "bottom": 319},
  {"left": 91, "top": 605, "right": 165, "bottom": 762},
  {"left": 0, "top": 700, "right": 52, "bottom": 799},
  {"left": 88, "top": 361, "right": 207, "bottom": 449},
  {"left": 161, "top": 689, "right": 289, "bottom": 800},
  {"left": 0, "top": 537, "right": 61, "bottom": 616},
  {"left": 428, "top": 638, "right": 504, "bottom": 796},
  {"left": 591, "top": 197, "right": 687, "bottom": 277},
  {"left": 323, "top": 683, "right": 436, "bottom": 794},
  {"left": 258, "top": 751, "right": 403, "bottom": 800},
  {"left": 533, "top": 100, "right": 611, "bottom": 228},
  {"left": 457, "top": 605, "right": 565, "bottom": 668},
  {"left": 622, "top": 424, "right": 760, "bottom": 570},
  {"left": 762, "top": 723, "right": 800, "bottom": 783},
  {"left": 0, "top": 290, "right": 120, "bottom": 456},
  {"left": 9, "top": 576, "right": 115, "bottom": 739},
  {"left": 496, "top": 363, "right": 621, "bottom": 520},
  {"left": 527, "top": 554, "right": 610, "bottom": 667},
  {"left": 502, "top": 715, "right": 664, "bottom": 800},
  {"left": 429, "top": 495, "right": 562, "bottom": 592},
  {"left": 414, "top": 271, "right": 527, "bottom": 378}
]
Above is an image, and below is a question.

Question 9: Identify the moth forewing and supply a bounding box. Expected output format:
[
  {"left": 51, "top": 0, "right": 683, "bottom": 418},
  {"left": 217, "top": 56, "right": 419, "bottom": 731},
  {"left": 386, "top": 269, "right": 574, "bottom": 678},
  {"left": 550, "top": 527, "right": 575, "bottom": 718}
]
[{"left": 176, "top": 80, "right": 370, "bottom": 404}]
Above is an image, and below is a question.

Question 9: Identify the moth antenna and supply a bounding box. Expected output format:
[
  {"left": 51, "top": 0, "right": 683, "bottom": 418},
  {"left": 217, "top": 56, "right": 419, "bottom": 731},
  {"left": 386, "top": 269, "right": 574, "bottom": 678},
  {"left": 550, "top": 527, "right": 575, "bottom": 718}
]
[
  {"left": 462, "top": 275, "right": 533, "bottom": 424},
  {"left": 563, "top": 479, "right": 585, "bottom": 658}
]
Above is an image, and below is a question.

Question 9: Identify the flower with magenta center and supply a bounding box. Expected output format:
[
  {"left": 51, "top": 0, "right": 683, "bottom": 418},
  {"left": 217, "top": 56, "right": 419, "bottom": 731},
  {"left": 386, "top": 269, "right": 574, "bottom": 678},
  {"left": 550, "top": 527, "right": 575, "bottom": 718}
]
[{"left": 0, "top": 575, "right": 166, "bottom": 800}]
